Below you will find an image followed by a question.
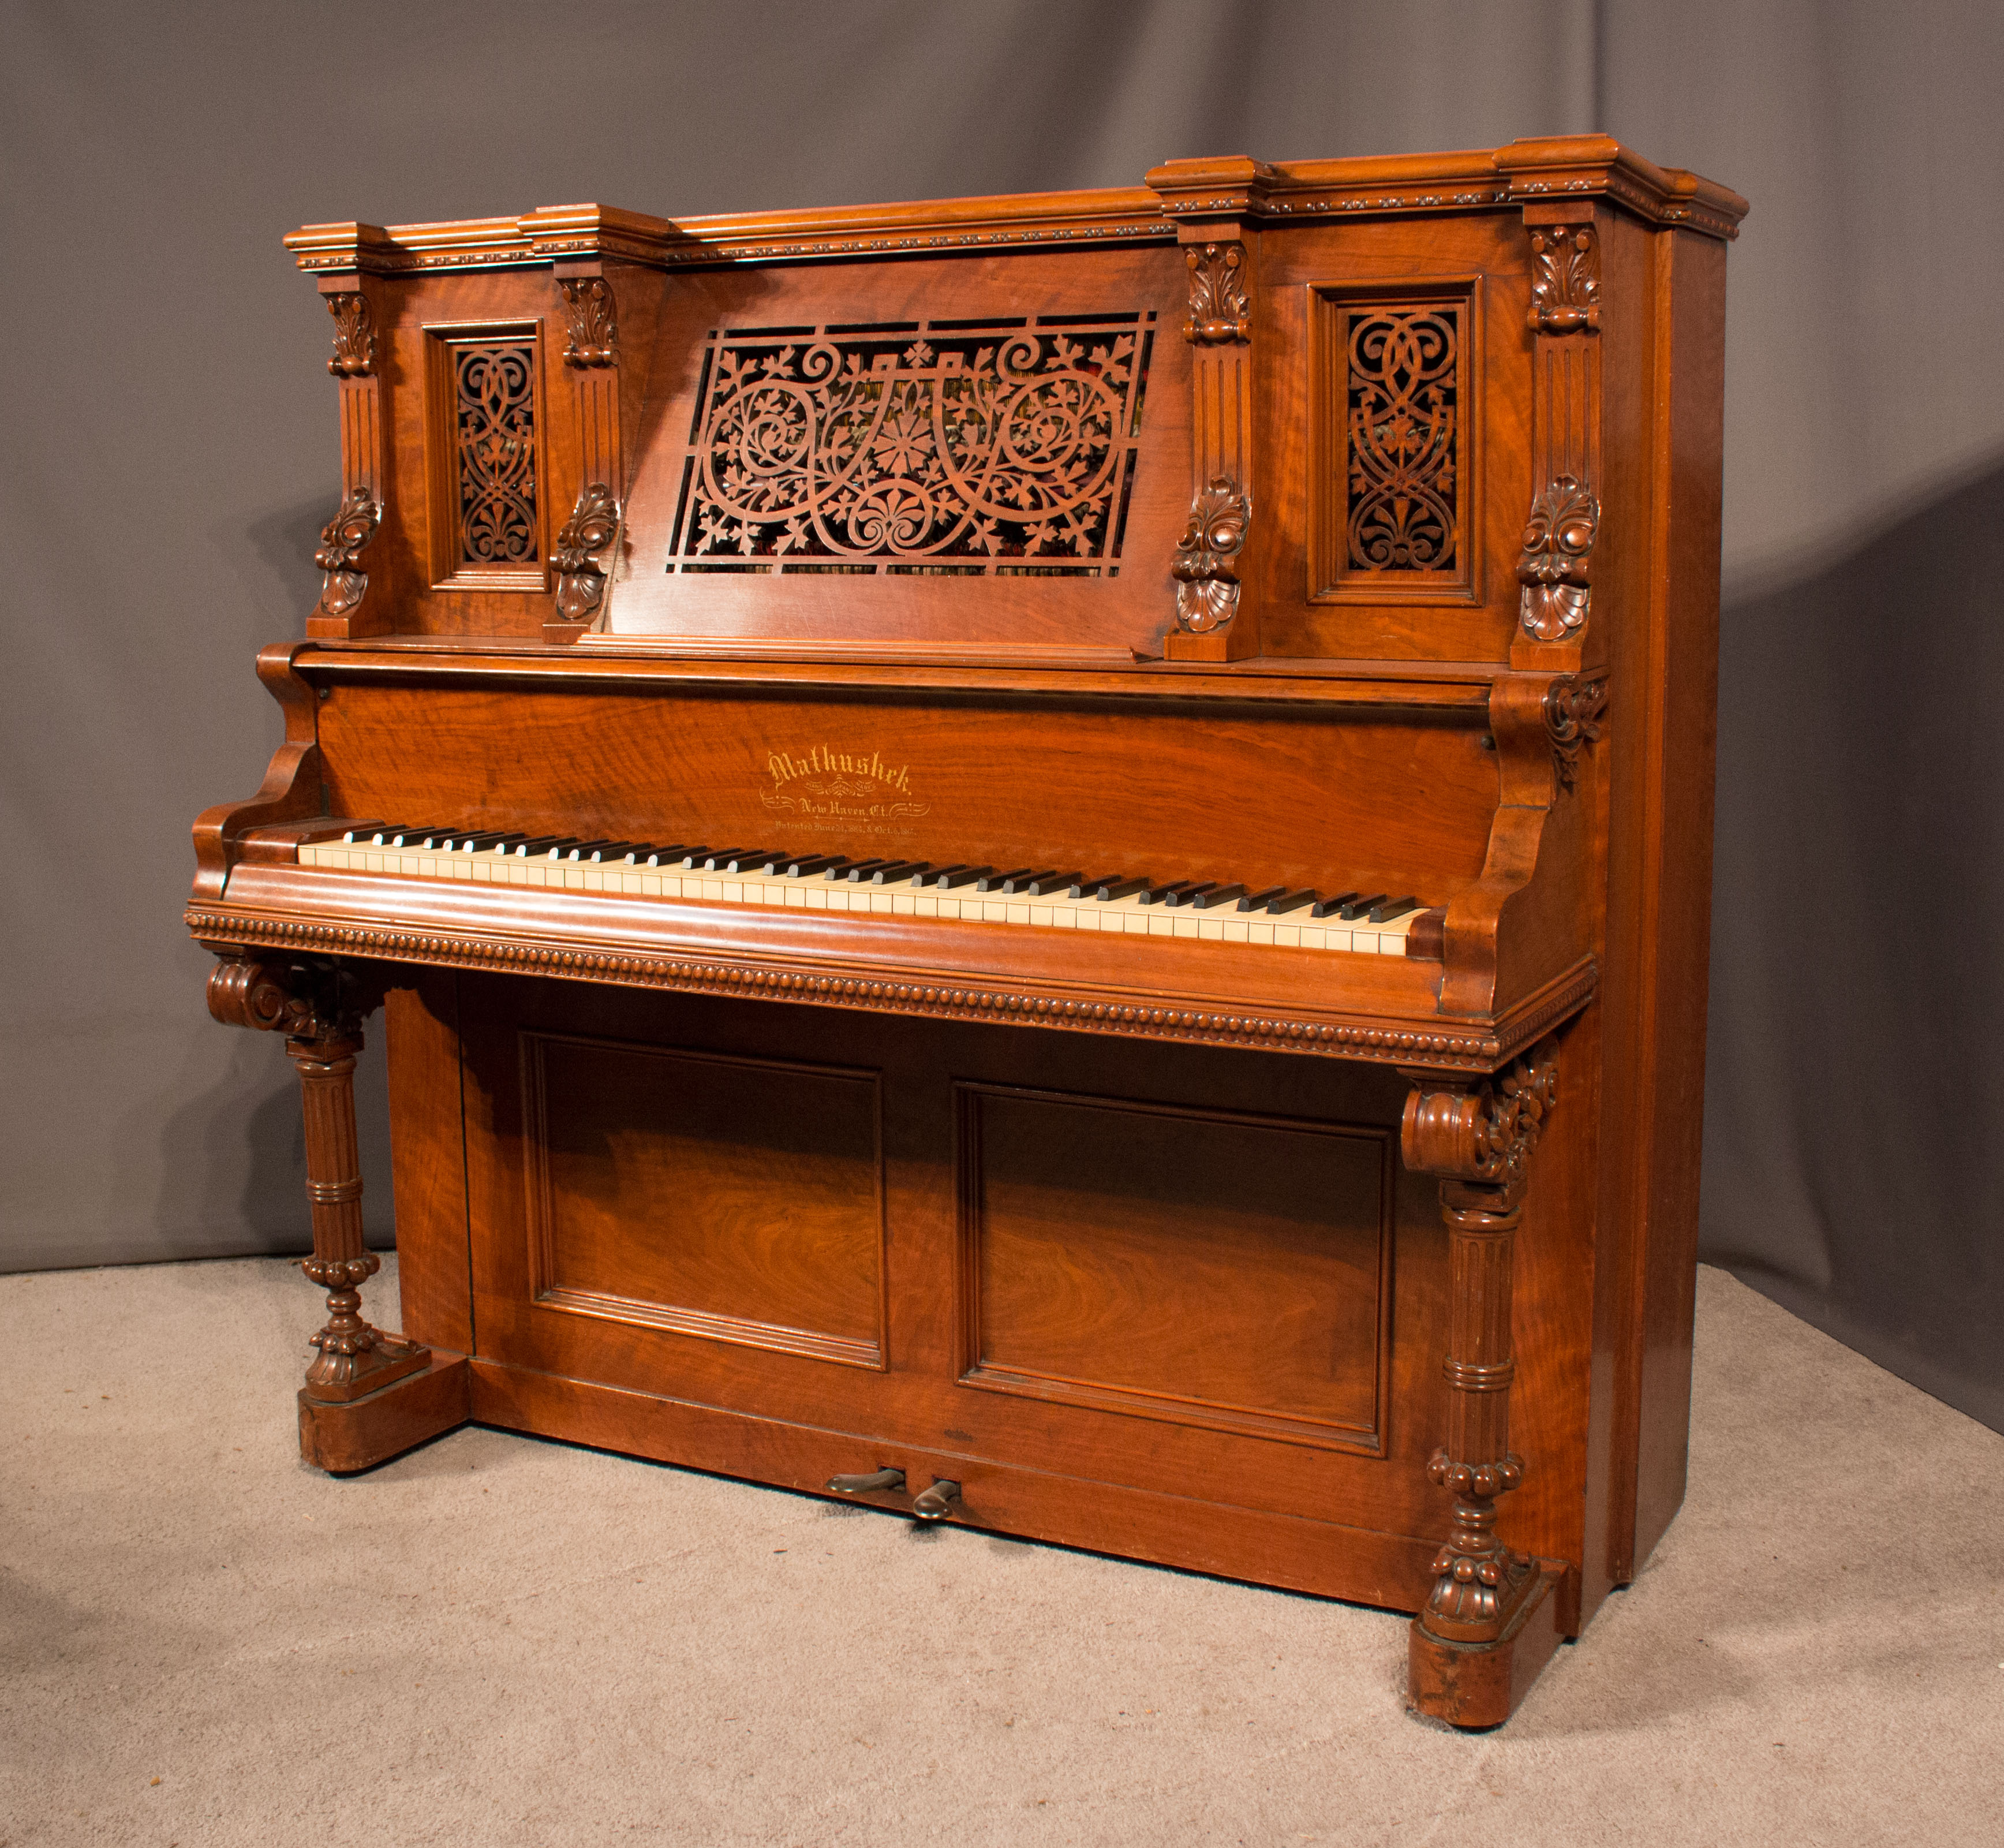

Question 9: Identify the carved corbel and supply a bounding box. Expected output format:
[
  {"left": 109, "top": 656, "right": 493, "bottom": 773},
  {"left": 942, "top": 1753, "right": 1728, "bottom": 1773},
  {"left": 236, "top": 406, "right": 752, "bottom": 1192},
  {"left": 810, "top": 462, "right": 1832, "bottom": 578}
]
[
  {"left": 324, "top": 292, "right": 376, "bottom": 376},
  {"left": 552, "top": 482, "right": 621, "bottom": 623},
  {"left": 559, "top": 275, "right": 618, "bottom": 368},
  {"left": 1543, "top": 675, "right": 1609, "bottom": 790},
  {"left": 313, "top": 485, "right": 382, "bottom": 621},
  {"left": 1171, "top": 479, "right": 1250, "bottom": 633},
  {"left": 1528, "top": 225, "right": 1601, "bottom": 334},
  {"left": 1183, "top": 242, "right": 1251, "bottom": 344},
  {"left": 1402, "top": 1043, "right": 1567, "bottom": 1722},
  {"left": 1517, "top": 476, "right": 1599, "bottom": 643},
  {"left": 207, "top": 954, "right": 427, "bottom": 1405}
]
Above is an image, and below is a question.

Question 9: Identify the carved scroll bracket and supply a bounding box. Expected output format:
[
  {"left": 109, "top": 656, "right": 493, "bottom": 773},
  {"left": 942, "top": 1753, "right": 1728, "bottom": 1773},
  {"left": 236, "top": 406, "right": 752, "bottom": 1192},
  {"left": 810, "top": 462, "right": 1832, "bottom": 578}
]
[
  {"left": 324, "top": 291, "right": 376, "bottom": 377},
  {"left": 552, "top": 482, "right": 621, "bottom": 623},
  {"left": 1517, "top": 476, "right": 1599, "bottom": 643},
  {"left": 312, "top": 485, "right": 382, "bottom": 620},
  {"left": 1403, "top": 1046, "right": 1560, "bottom": 1650},
  {"left": 1184, "top": 242, "right": 1250, "bottom": 344},
  {"left": 1528, "top": 224, "right": 1601, "bottom": 334},
  {"left": 1171, "top": 478, "right": 1249, "bottom": 632},
  {"left": 1543, "top": 674, "right": 1609, "bottom": 791},
  {"left": 559, "top": 275, "right": 618, "bottom": 368},
  {"left": 207, "top": 954, "right": 424, "bottom": 1406}
]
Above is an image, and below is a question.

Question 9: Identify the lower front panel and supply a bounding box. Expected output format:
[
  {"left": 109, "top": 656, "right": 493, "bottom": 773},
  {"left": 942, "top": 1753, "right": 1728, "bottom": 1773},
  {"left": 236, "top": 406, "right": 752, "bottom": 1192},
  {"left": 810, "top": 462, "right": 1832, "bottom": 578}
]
[{"left": 405, "top": 970, "right": 1587, "bottom": 1614}]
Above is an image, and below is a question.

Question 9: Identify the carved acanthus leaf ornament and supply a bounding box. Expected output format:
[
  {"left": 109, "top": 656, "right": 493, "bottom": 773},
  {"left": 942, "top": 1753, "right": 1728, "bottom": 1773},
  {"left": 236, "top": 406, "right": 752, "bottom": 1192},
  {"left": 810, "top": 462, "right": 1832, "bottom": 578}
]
[
  {"left": 312, "top": 486, "right": 382, "bottom": 618},
  {"left": 1171, "top": 477, "right": 1250, "bottom": 632},
  {"left": 1517, "top": 476, "right": 1599, "bottom": 642},
  {"left": 1527, "top": 225, "right": 1601, "bottom": 333},
  {"left": 1184, "top": 242, "right": 1250, "bottom": 344},
  {"left": 324, "top": 292, "right": 375, "bottom": 377},
  {"left": 1403, "top": 1048, "right": 1557, "bottom": 1214},
  {"left": 1544, "top": 675, "right": 1609, "bottom": 790},
  {"left": 559, "top": 276, "right": 618, "bottom": 368},
  {"left": 552, "top": 483, "right": 621, "bottom": 621}
]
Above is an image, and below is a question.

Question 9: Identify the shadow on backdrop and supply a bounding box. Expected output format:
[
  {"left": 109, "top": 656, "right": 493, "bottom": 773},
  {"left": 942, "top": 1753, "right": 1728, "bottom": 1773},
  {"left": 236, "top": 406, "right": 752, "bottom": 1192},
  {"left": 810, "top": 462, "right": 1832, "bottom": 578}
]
[{"left": 1700, "top": 453, "right": 2004, "bottom": 1434}]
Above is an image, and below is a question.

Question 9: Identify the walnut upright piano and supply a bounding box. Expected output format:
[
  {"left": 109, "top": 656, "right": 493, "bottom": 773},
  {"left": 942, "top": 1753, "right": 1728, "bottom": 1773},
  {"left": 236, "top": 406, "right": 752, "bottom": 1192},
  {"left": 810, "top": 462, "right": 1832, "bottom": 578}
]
[{"left": 188, "top": 136, "right": 1745, "bottom": 1727}]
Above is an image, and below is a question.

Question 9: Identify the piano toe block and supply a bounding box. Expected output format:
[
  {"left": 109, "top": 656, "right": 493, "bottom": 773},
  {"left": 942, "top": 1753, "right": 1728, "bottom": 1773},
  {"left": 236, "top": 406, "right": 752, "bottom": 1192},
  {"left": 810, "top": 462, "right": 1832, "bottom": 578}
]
[
  {"left": 298, "top": 1351, "right": 472, "bottom": 1474},
  {"left": 1406, "top": 1558, "right": 1569, "bottom": 1729}
]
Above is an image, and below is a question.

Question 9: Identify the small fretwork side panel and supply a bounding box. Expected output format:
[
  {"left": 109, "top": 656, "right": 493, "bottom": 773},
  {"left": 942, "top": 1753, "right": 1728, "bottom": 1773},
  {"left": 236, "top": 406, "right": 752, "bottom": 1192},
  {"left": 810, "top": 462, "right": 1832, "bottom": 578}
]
[
  {"left": 424, "top": 322, "right": 549, "bottom": 593},
  {"left": 956, "top": 1084, "right": 1394, "bottom": 1451},
  {"left": 522, "top": 1033, "right": 887, "bottom": 1368},
  {"left": 1310, "top": 283, "right": 1478, "bottom": 606}
]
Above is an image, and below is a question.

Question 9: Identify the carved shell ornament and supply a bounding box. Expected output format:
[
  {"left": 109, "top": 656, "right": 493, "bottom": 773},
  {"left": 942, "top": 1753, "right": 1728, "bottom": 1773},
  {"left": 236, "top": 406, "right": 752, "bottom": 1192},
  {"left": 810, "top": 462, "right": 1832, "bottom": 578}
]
[
  {"left": 552, "top": 483, "right": 622, "bottom": 622},
  {"left": 1184, "top": 243, "right": 1251, "bottom": 344},
  {"left": 1171, "top": 477, "right": 1250, "bottom": 632},
  {"left": 559, "top": 276, "right": 618, "bottom": 368},
  {"left": 1516, "top": 476, "right": 1599, "bottom": 641},
  {"left": 312, "top": 485, "right": 382, "bottom": 619},
  {"left": 1527, "top": 226, "right": 1601, "bottom": 333}
]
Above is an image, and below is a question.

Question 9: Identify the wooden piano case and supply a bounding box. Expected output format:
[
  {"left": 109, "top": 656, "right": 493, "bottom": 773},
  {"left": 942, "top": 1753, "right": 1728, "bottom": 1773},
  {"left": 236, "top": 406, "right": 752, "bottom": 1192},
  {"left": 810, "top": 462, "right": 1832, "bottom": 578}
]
[{"left": 188, "top": 139, "right": 1745, "bottom": 1726}]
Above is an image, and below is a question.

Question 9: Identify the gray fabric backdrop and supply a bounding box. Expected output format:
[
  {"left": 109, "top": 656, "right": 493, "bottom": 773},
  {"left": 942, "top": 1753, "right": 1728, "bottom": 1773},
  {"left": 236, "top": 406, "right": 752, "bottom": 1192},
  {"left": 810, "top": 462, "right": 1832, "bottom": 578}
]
[{"left": 4, "top": 1, "right": 1999, "bottom": 1431}]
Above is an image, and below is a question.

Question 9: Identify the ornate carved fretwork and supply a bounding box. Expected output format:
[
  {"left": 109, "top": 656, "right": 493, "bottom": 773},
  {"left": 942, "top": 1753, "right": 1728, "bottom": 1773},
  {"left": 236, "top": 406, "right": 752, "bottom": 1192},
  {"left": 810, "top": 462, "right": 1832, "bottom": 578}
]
[
  {"left": 312, "top": 486, "right": 381, "bottom": 619},
  {"left": 1171, "top": 477, "right": 1250, "bottom": 632},
  {"left": 1543, "top": 674, "right": 1609, "bottom": 791},
  {"left": 207, "top": 955, "right": 427, "bottom": 1405},
  {"left": 1528, "top": 225, "right": 1601, "bottom": 333},
  {"left": 1184, "top": 242, "right": 1251, "bottom": 344},
  {"left": 324, "top": 292, "right": 375, "bottom": 378},
  {"left": 1517, "top": 476, "right": 1599, "bottom": 642},
  {"left": 552, "top": 482, "right": 620, "bottom": 622},
  {"left": 454, "top": 342, "right": 540, "bottom": 566},
  {"left": 559, "top": 275, "right": 618, "bottom": 368},
  {"left": 1344, "top": 305, "right": 1460, "bottom": 574},
  {"left": 1403, "top": 1047, "right": 1559, "bottom": 1644},
  {"left": 667, "top": 316, "right": 1151, "bottom": 574}
]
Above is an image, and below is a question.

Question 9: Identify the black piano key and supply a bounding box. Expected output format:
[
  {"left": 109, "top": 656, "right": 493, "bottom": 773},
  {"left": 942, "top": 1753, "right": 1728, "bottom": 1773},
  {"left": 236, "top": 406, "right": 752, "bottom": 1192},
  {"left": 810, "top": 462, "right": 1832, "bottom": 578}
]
[
  {"left": 1311, "top": 890, "right": 1361, "bottom": 919},
  {"left": 695, "top": 848, "right": 756, "bottom": 870},
  {"left": 1024, "top": 871, "right": 1082, "bottom": 896},
  {"left": 1265, "top": 890, "right": 1317, "bottom": 916},
  {"left": 1143, "top": 879, "right": 1202, "bottom": 906},
  {"left": 675, "top": 848, "right": 719, "bottom": 868},
  {"left": 1067, "top": 873, "right": 1120, "bottom": 898},
  {"left": 706, "top": 849, "right": 764, "bottom": 871},
  {"left": 844, "top": 859, "right": 897, "bottom": 882},
  {"left": 563, "top": 841, "right": 619, "bottom": 862},
  {"left": 869, "top": 861, "right": 929, "bottom": 884},
  {"left": 1093, "top": 877, "right": 1152, "bottom": 902},
  {"left": 816, "top": 858, "right": 859, "bottom": 879},
  {"left": 446, "top": 830, "right": 515, "bottom": 852},
  {"left": 536, "top": 838, "right": 586, "bottom": 859},
  {"left": 934, "top": 866, "right": 990, "bottom": 888},
  {"left": 776, "top": 853, "right": 843, "bottom": 876},
  {"left": 1191, "top": 883, "right": 1244, "bottom": 910},
  {"left": 508, "top": 836, "right": 570, "bottom": 857},
  {"left": 1369, "top": 896, "right": 1420, "bottom": 923},
  {"left": 1340, "top": 893, "right": 1388, "bottom": 921},
  {"left": 639, "top": 844, "right": 694, "bottom": 865},
  {"left": 1236, "top": 887, "right": 1285, "bottom": 912},
  {"left": 915, "top": 863, "right": 970, "bottom": 886},
  {"left": 1000, "top": 869, "right": 1059, "bottom": 894},
  {"left": 1161, "top": 882, "right": 1218, "bottom": 908},
  {"left": 976, "top": 867, "right": 1033, "bottom": 893}
]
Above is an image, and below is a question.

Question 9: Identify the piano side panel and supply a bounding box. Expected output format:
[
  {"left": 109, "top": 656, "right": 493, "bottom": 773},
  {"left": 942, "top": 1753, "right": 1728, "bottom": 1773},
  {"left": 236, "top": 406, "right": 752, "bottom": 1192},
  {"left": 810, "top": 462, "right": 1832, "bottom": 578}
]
[{"left": 312, "top": 677, "right": 1501, "bottom": 920}]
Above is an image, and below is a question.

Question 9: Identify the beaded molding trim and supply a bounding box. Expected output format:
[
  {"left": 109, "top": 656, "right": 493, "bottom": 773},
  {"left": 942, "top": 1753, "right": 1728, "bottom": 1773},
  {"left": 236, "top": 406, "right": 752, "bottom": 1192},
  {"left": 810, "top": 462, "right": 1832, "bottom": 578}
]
[{"left": 186, "top": 908, "right": 1596, "bottom": 1074}]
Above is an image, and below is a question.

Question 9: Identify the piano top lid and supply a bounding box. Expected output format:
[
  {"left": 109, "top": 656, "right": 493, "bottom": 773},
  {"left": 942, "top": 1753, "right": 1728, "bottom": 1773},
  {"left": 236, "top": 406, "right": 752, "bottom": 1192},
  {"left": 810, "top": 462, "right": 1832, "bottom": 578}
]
[{"left": 282, "top": 135, "right": 1747, "bottom": 276}]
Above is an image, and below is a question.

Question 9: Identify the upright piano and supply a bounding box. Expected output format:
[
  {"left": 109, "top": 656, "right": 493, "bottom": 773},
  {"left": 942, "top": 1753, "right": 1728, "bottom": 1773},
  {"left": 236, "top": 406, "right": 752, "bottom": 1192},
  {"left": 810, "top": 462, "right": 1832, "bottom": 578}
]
[{"left": 187, "top": 136, "right": 1745, "bottom": 1727}]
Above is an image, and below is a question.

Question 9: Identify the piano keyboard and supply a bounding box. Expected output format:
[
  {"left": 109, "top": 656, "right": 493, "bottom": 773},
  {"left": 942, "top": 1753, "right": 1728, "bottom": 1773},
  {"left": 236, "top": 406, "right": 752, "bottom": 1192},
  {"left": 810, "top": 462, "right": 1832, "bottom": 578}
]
[{"left": 298, "top": 827, "right": 1438, "bottom": 957}]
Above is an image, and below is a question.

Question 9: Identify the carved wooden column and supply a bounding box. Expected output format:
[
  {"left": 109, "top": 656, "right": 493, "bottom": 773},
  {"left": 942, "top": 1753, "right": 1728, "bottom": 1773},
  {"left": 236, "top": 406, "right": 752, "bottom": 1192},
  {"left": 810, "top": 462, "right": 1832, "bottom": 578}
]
[
  {"left": 1401, "top": 1043, "right": 1568, "bottom": 1726},
  {"left": 207, "top": 955, "right": 427, "bottom": 1403},
  {"left": 310, "top": 265, "right": 390, "bottom": 641},
  {"left": 1147, "top": 157, "right": 1272, "bottom": 663},
  {"left": 547, "top": 262, "right": 625, "bottom": 643}
]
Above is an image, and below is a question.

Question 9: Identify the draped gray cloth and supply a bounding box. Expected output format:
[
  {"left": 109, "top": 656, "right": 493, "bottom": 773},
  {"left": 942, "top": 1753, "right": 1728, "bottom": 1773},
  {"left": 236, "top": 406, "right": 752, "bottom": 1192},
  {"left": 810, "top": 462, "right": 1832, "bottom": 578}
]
[{"left": 4, "top": 1, "right": 1999, "bottom": 1429}]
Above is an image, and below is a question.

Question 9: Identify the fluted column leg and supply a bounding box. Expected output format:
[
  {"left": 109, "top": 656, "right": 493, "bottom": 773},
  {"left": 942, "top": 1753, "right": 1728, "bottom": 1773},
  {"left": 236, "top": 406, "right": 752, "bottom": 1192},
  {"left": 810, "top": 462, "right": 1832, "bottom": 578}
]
[{"left": 1401, "top": 1043, "right": 1568, "bottom": 1726}]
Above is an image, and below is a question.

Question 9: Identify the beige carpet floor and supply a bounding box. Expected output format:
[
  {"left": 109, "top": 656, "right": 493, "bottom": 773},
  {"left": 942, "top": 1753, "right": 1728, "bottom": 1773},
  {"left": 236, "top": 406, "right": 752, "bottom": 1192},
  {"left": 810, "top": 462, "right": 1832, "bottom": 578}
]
[{"left": 2, "top": 1259, "right": 2000, "bottom": 1848}]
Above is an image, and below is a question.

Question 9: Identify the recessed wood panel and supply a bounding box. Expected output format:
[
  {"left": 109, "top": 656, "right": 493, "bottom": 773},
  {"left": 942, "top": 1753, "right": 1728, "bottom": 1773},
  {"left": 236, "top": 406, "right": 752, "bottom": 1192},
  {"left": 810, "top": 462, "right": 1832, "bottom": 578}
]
[
  {"left": 957, "top": 1084, "right": 1393, "bottom": 1451},
  {"left": 523, "top": 1032, "right": 885, "bottom": 1367}
]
